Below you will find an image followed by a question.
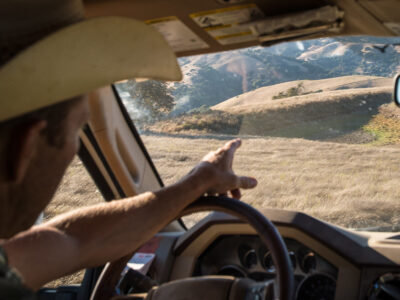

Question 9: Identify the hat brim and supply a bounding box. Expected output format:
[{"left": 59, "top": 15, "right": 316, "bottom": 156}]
[{"left": 0, "top": 17, "right": 183, "bottom": 122}]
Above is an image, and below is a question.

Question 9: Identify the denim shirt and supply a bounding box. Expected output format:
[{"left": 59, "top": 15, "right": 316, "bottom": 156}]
[{"left": 0, "top": 246, "right": 36, "bottom": 300}]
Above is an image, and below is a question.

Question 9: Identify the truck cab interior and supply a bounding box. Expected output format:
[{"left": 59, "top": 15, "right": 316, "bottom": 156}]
[{"left": 35, "top": 0, "right": 400, "bottom": 299}]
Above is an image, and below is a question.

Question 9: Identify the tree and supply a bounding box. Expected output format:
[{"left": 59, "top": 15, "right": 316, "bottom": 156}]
[{"left": 118, "top": 80, "right": 175, "bottom": 122}]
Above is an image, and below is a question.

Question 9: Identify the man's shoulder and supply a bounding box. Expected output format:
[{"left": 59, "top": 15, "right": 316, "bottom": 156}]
[{"left": 0, "top": 246, "right": 36, "bottom": 300}]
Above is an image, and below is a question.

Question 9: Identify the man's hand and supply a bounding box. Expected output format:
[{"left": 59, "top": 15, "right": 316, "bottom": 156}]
[{"left": 189, "top": 138, "right": 257, "bottom": 199}]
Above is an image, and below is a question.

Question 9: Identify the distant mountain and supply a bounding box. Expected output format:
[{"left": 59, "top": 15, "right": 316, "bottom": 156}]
[{"left": 171, "top": 36, "right": 400, "bottom": 114}]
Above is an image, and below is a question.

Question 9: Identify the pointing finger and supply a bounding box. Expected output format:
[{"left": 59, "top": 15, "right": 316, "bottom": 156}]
[
  {"left": 215, "top": 139, "right": 241, "bottom": 156},
  {"left": 224, "top": 138, "right": 241, "bottom": 152}
]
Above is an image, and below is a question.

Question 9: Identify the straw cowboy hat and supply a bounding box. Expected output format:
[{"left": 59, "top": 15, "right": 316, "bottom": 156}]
[{"left": 0, "top": 0, "right": 182, "bottom": 123}]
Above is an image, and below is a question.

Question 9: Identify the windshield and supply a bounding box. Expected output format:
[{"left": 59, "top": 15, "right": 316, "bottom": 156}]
[{"left": 115, "top": 36, "right": 400, "bottom": 232}]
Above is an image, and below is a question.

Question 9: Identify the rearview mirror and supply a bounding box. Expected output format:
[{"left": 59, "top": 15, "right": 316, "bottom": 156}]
[{"left": 394, "top": 74, "right": 400, "bottom": 107}]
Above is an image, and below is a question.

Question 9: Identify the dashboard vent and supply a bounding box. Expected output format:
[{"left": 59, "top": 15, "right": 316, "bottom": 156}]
[{"left": 368, "top": 273, "right": 400, "bottom": 300}]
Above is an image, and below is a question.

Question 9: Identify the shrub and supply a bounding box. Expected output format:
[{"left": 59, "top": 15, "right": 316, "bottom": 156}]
[
  {"left": 144, "top": 110, "right": 243, "bottom": 134},
  {"left": 272, "top": 82, "right": 304, "bottom": 100}
]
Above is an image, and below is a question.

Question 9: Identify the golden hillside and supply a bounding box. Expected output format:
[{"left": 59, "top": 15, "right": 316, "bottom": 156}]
[{"left": 212, "top": 75, "right": 392, "bottom": 114}]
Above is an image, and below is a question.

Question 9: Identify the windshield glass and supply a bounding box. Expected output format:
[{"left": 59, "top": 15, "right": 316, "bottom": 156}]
[{"left": 115, "top": 36, "right": 400, "bottom": 232}]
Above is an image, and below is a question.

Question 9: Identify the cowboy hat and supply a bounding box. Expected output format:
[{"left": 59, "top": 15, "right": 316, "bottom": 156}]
[{"left": 0, "top": 0, "right": 182, "bottom": 123}]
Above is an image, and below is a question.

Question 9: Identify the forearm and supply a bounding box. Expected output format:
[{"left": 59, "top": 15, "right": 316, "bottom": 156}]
[
  {"left": 4, "top": 168, "right": 211, "bottom": 289},
  {"left": 55, "top": 169, "right": 209, "bottom": 263}
]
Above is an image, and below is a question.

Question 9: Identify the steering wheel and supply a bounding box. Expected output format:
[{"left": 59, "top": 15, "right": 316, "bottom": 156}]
[{"left": 90, "top": 196, "right": 295, "bottom": 300}]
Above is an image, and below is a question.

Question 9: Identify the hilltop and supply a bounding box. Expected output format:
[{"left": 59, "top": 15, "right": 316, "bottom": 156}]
[{"left": 212, "top": 75, "right": 392, "bottom": 113}]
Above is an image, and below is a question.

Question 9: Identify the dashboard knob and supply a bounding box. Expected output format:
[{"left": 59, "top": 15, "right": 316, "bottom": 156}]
[
  {"left": 262, "top": 252, "right": 275, "bottom": 272},
  {"left": 238, "top": 244, "right": 258, "bottom": 269},
  {"left": 243, "top": 249, "right": 258, "bottom": 269},
  {"left": 301, "top": 252, "right": 317, "bottom": 273},
  {"left": 289, "top": 251, "right": 297, "bottom": 269}
]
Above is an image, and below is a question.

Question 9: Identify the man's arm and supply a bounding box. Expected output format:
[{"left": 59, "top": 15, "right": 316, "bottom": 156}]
[{"left": 2, "top": 139, "right": 257, "bottom": 290}]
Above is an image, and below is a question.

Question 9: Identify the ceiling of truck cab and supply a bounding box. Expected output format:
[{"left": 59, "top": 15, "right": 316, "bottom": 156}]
[{"left": 84, "top": 0, "right": 400, "bottom": 57}]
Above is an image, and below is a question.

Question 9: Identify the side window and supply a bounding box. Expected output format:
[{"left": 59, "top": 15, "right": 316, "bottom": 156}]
[
  {"left": 45, "top": 156, "right": 103, "bottom": 220},
  {"left": 43, "top": 156, "right": 104, "bottom": 287}
]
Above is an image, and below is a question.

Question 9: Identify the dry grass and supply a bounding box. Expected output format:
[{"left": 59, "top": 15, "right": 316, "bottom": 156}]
[
  {"left": 43, "top": 157, "right": 103, "bottom": 287},
  {"left": 45, "top": 158, "right": 104, "bottom": 220},
  {"left": 143, "top": 135, "right": 400, "bottom": 230}
]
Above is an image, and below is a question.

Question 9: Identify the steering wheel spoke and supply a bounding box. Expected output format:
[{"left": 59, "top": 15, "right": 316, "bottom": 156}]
[{"left": 112, "top": 276, "right": 275, "bottom": 300}]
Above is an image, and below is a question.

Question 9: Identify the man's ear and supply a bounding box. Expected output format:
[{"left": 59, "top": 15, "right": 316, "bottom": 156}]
[{"left": 9, "top": 120, "right": 47, "bottom": 183}]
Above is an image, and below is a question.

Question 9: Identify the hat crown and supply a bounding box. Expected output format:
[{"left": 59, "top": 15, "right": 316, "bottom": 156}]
[{"left": 0, "top": 0, "right": 85, "bottom": 66}]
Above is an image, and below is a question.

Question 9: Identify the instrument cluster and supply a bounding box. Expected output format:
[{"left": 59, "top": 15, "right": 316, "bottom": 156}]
[{"left": 193, "top": 235, "right": 338, "bottom": 300}]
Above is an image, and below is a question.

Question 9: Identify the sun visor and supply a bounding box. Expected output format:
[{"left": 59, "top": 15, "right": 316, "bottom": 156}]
[{"left": 247, "top": 6, "right": 345, "bottom": 46}]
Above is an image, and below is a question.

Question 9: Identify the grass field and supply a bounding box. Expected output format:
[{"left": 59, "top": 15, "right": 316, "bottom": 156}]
[
  {"left": 44, "top": 76, "right": 400, "bottom": 286},
  {"left": 142, "top": 134, "right": 400, "bottom": 230}
]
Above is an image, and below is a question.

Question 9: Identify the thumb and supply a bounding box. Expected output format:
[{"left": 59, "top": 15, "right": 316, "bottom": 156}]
[{"left": 238, "top": 176, "right": 258, "bottom": 189}]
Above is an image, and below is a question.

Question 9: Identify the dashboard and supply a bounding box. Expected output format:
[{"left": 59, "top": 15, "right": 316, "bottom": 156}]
[
  {"left": 140, "top": 209, "right": 400, "bottom": 300},
  {"left": 194, "top": 235, "right": 337, "bottom": 299}
]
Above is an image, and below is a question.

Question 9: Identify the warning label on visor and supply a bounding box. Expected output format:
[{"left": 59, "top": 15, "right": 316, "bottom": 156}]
[{"left": 190, "top": 4, "right": 264, "bottom": 45}]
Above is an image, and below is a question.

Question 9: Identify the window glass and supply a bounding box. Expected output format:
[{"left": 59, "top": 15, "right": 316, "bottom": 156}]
[
  {"left": 115, "top": 36, "right": 400, "bottom": 232},
  {"left": 45, "top": 157, "right": 103, "bottom": 220},
  {"left": 44, "top": 156, "right": 104, "bottom": 287}
]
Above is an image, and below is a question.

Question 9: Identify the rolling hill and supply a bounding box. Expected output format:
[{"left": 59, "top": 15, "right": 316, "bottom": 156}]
[
  {"left": 212, "top": 75, "right": 392, "bottom": 113},
  {"left": 145, "top": 75, "right": 395, "bottom": 144},
  {"left": 170, "top": 36, "right": 400, "bottom": 114}
]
